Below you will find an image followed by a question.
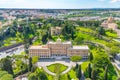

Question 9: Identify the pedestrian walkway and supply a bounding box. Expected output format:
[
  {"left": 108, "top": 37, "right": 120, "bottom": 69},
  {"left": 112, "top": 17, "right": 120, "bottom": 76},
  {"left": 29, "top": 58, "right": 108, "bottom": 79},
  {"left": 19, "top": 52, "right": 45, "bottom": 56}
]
[
  {"left": 61, "top": 65, "right": 72, "bottom": 75},
  {"left": 113, "top": 59, "right": 120, "bottom": 70},
  {"left": 80, "top": 71, "right": 85, "bottom": 80},
  {"left": 43, "top": 66, "right": 56, "bottom": 76}
]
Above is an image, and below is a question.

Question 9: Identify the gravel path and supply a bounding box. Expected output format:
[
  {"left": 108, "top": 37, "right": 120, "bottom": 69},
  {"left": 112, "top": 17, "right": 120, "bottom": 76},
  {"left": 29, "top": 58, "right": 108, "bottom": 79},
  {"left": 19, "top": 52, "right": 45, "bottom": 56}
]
[{"left": 43, "top": 66, "right": 56, "bottom": 76}]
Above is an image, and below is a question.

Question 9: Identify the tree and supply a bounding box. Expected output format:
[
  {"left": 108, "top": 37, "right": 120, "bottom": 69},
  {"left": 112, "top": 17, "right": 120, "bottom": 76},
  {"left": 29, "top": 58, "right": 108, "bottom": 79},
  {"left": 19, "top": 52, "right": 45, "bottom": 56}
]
[
  {"left": 32, "top": 56, "right": 39, "bottom": 72},
  {"left": 24, "top": 43, "right": 29, "bottom": 54},
  {"left": 23, "top": 54, "right": 29, "bottom": 71},
  {"left": 38, "top": 72, "right": 48, "bottom": 80},
  {"left": 42, "top": 32, "right": 48, "bottom": 44},
  {"left": 29, "top": 57, "right": 33, "bottom": 72},
  {"left": 76, "top": 65, "right": 82, "bottom": 79},
  {"left": 109, "top": 46, "right": 120, "bottom": 57},
  {"left": 28, "top": 73, "right": 37, "bottom": 80},
  {"left": 0, "top": 57, "right": 13, "bottom": 75},
  {"left": 89, "top": 52, "right": 93, "bottom": 61},
  {"left": 75, "top": 64, "right": 79, "bottom": 70},
  {"left": 93, "top": 53, "right": 110, "bottom": 68},
  {"left": 0, "top": 71, "right": 13, "bottom": 80},
  {"left": 91, "top": 69, "right": 97, "bottom": 80},
  {"left": 104, "top": 65, "right": 108, "bottom": 80},
  {"left": 67, "top": 74, "right": 71, "bottom": 80},
  {"left": 70, "top": 56, "right": 82, "bottom": 62},
  {"left": 98, "top": 27, "right": 105, "bottom": 35},
  {"left": 32, "top": 56, "right": 39, "bottom": 64},
  {"left": 88, "top": 63, "right": 92, "bottom": 78}
]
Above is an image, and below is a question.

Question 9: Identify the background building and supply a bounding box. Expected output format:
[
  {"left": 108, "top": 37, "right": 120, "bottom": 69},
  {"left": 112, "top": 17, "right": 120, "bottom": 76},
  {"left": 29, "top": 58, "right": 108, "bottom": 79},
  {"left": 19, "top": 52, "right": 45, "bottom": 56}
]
[
  {"left": 50, "top": 27, "right": 62, "bottom": 35},
  {"left": 101, "top": 17, "right": 118, "bottom": 30}
]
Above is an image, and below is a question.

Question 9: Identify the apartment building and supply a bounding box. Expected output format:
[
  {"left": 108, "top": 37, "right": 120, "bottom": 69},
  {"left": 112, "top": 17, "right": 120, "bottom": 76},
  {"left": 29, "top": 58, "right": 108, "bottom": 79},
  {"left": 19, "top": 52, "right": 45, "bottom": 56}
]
[{"left": 29, "top": 38, "right": 89, "bottom": 59}]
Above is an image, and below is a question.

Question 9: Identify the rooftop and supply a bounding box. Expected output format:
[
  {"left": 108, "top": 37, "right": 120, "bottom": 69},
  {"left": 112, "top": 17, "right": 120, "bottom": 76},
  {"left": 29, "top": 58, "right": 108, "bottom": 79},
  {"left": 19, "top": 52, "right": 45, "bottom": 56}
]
[
  {"left": 48, "top": 38, "right": 71, "bottom": 44},
  {"left": 72, "top": 46, "right": 89, "bottom": 50},
  {"left": 29, "top": 45, "right": 48, "bottom": 49},
  {"left": 51, "top": 27, "right": 61, "bottom": 30},
  {"left": 48, "top": 41, "right": 71, "bottom": 44},
  {"left": 108, "top": 23, "right": 118, "bottom": 26}
]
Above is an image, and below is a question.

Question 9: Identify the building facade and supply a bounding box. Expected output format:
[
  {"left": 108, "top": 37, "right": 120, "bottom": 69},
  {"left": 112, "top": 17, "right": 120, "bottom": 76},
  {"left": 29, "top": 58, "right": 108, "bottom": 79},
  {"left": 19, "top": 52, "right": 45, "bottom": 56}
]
[
  {"left": 29, "top": 38, "right": 89, "bottom": 59},
  {"left": 50, "top": 27, "right": 62, "bottom": 35},
  {"left": 101, "top": 17, "right": 118, "bottom": 30}
]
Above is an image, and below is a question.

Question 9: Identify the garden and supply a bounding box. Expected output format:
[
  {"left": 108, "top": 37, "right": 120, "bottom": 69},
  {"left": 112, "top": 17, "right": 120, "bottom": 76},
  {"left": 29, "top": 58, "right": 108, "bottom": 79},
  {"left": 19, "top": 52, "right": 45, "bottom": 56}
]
[{"left": 47, "top": 63, "right": 68, "bottom": 73}]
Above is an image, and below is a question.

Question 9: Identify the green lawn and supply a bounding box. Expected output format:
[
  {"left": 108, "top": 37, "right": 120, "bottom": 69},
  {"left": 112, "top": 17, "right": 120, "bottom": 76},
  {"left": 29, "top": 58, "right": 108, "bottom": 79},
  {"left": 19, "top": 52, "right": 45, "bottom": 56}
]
[
  {"left": 47, "top": 63, "right": 68, "bottom": 73},
  {"left": 68, "top": 69, "right": 78, "bottom": 79},
  {"left": 81, "top": 61, "right": 90, "bottom": 72},
  {"left": 105, "top": 31, "right": 118, "bottom": 38}
]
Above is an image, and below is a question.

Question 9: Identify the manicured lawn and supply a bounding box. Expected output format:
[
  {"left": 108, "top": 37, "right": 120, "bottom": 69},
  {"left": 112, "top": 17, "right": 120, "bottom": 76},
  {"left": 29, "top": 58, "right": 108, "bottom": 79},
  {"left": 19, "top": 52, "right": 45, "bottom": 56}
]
[
  {"left": 68, "top": 69, "right": 78, "bottom": 79},
  {"left": 81, "top": 61, "right": 90, "bottom": 72},
  {"left": 47, "top": 63, "right": 68, "bottom": 73},
  {"left": 105, "top": 31, "right": 118, "bottom": 38}
]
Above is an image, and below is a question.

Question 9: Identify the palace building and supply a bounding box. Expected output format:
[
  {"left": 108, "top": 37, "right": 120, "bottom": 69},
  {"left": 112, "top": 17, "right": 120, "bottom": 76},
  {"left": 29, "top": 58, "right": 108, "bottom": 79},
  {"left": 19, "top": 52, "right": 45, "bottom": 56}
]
[{"left": 29, "top": 38, "right": 89, "bottom": 59}]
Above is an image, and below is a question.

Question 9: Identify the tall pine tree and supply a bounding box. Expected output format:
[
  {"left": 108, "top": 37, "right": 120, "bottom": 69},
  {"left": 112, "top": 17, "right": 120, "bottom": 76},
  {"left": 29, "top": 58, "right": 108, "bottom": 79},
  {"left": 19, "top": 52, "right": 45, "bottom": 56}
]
[
  {"left": 29, "top": 57, "right": 33, "bottom": 72},
  {"left": 76, "top": 65, "right": 82, "bottom": 79},
  {"left": 88, "top": 63, "right": 92, "bottom": 78},
  {"left": 89, "top": 52, "right": 93, "bottom": 61},
  {"left": 91, "top": 69, "right": 97, "bottom": 80},
  {"left": 0, "top": 57, "right": 13, "bottom": 75}
]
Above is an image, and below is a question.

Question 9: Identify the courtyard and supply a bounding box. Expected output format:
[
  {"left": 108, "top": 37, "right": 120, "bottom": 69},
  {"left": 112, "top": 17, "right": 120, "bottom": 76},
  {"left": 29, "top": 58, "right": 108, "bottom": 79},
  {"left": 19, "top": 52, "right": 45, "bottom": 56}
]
[{"left": 37, "top": 58, "right": 85, "bottom": 76}]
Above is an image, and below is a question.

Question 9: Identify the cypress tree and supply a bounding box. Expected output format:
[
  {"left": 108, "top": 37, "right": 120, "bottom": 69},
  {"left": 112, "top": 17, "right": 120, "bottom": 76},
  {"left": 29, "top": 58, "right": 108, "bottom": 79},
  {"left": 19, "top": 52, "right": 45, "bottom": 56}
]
[
  {"left": 29, "top": 57, "right": 33, "bottom": 72},
  {"left": 89, "top": 52, "right": 93, "bottom": 61},
  {"left": 75, "top": 64, "right": 79, "bottom": 70},
  {"left": 77, "top": 65, "right": 82, "bottom": 79},
  {"left": 91, "top": 69, "right": 97, "bottom": 80},
  {"left": 88, "top": 63, "right": 92, "bottom": 78},
  {"left": 0, "top": 57, "right": 13, "bottom": 75},
  {"left": 67, "top": 74, "right": 71, "bottom": 80}
]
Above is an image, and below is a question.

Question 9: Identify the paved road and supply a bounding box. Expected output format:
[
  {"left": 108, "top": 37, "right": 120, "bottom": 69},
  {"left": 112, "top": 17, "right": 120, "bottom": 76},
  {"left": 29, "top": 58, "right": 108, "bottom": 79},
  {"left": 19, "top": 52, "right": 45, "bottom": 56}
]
[
  {"left": 112, "top": 62, "right": 120, "bottom": 77},
  {"left": 80, "top": 71, "right": 85, "bottom": 80},
  {"left": 113, "top": 59, "right": 120, "bottom": 70}
]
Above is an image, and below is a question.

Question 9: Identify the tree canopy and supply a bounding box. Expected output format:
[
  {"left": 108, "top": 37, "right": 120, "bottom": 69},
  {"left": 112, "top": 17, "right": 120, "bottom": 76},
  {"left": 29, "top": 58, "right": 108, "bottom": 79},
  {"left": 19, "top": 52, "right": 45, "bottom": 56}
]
[{"left": 70, "top": 56, "right": 82, "bottom": 62}]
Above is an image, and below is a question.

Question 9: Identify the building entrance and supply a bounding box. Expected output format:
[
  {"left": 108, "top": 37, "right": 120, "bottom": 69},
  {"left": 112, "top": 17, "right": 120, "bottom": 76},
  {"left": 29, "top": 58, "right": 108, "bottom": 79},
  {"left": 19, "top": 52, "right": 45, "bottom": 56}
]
[{"left": 51, "top": 54, "right": 67, "bottom": 60}]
